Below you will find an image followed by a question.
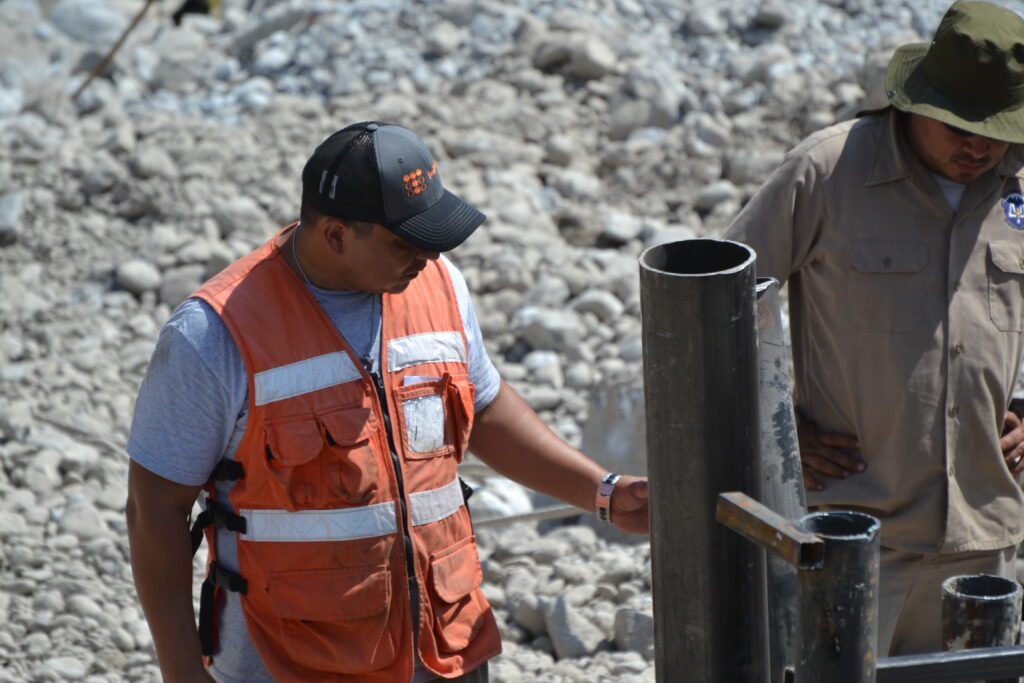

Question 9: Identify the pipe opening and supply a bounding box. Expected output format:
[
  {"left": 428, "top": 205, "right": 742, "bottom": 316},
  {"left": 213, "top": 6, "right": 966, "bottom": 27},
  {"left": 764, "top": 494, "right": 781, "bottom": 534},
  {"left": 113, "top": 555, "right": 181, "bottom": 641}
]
[
  {"left": 800, "top": 511, "right": 880, "bottom": 541},
  {"left": 756, "top": 277, "right": 780, "bottom": 295},
  {"left": 943, "top": 574, "right": 1022, "bottom": 601},
  {"left": 640, "top": 239, "right": 755, "bottom": 277}
]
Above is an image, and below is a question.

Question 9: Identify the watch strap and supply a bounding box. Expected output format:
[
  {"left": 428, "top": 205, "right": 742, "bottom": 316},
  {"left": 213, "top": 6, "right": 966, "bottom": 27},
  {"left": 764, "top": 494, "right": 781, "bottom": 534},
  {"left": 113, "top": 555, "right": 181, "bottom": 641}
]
[{"left": 595, "top": 472, "right": 621, "bottom": 524}]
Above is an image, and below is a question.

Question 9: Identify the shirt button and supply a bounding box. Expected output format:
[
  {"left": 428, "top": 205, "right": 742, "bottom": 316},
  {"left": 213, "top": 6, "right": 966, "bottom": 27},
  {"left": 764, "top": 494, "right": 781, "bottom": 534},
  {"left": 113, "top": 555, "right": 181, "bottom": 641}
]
[
  {"left": 948, "top": 465, "right": 955, "bottom": 477},
  {"left": 953, "top": 280, "right": 961, "bottom": 291},
  {"left": 949, "top": 403, "right": 960, "bottom": 418},
  {"left": 952, "top": 342, "right": 965, "bottom": 355}
]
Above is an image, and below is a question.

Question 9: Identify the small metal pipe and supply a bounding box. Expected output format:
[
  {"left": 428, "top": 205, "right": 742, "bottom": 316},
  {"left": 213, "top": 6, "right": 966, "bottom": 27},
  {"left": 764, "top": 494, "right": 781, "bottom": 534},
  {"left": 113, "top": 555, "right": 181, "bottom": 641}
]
[
  {"left": 472, "top": 504, "right": 581, "bottom": 528},
  {"left": 796, "top": 511, "right": 881, "bottom": 683},
  {"left": 755, "top": 277, "right": 807, "bottom": 683},
  {"left": 640, "top": 239, "right": 761, "bottom": 683},
  {"left": 877, "top": 645, "right": 1024, "bottom": 682},
  {"left": 942, "top": 574, "right": 1022, "bottom": 683}
]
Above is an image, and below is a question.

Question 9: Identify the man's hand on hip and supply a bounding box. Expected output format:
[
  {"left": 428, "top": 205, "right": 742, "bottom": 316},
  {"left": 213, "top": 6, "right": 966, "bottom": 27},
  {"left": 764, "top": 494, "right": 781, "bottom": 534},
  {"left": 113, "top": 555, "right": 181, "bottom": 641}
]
[
  {"left": 1000, "top": 411, "right": 1024, "bottom": 475},
  {"left": 797, "top": 412, "right": 864, "bottom": 492}
]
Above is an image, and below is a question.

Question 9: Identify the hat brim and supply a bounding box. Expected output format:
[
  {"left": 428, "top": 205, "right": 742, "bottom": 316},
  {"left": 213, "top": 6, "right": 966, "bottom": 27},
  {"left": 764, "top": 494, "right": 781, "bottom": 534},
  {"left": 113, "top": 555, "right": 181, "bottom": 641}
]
[
  {"left": 386, "top": 189, "right": 486, "bottom": 252},
  {"left": 886, "top": 43, "right": 1024, "bottom": 144}
]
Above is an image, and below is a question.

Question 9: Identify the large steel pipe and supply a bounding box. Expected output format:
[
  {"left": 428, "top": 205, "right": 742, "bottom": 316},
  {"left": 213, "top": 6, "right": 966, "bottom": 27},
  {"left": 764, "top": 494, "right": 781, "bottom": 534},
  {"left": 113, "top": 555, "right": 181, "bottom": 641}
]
[
  {"left": 640, "top": 239, "right": 761, "bottom": 683},
  {"left": 942, "top": 574, "right": 1022, "bottom": 683},
  {"left": 796, "top": 511, "right": 880, "bottom": 683},
  {"left": 756, "top": 278, "right": 807, "bottom": 683}
]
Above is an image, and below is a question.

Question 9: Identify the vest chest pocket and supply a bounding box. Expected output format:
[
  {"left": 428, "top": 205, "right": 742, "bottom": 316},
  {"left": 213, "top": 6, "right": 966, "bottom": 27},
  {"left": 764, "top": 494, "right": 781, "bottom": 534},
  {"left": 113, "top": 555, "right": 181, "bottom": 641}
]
[
  {"left": 395, "top": 374, "right": 475, "bottom": 461},
  {"left": 988, "top": 241, "right": 1024, "bottom": 332},
  {"left": 267, "top": 564, "right": 397, "bottom": 674},
  {"left": 319, "top": 408, "right": 380, "bottom": 505},
  {"left": 845, "top": 239, "right": 930, "bottom": 333},
  {"left": 263, "top": 409, "right": 379, "bottom": 509}
]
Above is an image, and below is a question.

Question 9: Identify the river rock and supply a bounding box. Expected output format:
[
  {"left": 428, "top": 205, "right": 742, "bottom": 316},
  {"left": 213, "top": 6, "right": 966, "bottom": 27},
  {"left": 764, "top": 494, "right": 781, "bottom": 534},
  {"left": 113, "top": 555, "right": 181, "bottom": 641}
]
[
  {"left": 116, "top": 259, "right": 162, "bottom": 295},
  {"left": 50, "top": 0, "right": 126, "bottom": 45},
  {"left": 0, "top": 192, "right": 23, "bottom": 247},
  {"left": 568, "top": 37, "right": 618, "bottom": 80},
  {"left": 545, "top": 597, "right": 606, "bottom": 659},
  {"left": 614, "top": 606, "right": 655, "bottom": 659}
]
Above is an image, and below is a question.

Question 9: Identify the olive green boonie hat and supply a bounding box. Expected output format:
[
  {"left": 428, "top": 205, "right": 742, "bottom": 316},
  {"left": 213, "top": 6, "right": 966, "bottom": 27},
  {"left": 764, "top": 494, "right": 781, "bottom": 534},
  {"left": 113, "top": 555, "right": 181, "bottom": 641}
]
[{"left": 886, "top": 0, "right": 1024, "bottom": 143}]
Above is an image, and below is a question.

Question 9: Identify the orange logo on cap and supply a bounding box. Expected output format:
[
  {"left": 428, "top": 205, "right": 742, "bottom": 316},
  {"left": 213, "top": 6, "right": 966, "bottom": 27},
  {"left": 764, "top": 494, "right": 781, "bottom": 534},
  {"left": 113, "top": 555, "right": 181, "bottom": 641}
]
[{"left": 403, "top": 161, "right": 438, "bottom": 198}]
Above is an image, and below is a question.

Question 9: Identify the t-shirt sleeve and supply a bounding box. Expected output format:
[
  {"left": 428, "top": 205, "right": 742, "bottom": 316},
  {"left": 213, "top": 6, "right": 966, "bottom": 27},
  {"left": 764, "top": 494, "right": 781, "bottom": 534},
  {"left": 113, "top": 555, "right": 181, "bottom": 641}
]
[
  {"left": 724, "top": 148, "right": 826, "bottom": 285},
  {"left": 442, "top": 256, "right": 501, "bottom": 412},
  {"left": 127, "top": 299, "right": 247, "bottom": 486}
]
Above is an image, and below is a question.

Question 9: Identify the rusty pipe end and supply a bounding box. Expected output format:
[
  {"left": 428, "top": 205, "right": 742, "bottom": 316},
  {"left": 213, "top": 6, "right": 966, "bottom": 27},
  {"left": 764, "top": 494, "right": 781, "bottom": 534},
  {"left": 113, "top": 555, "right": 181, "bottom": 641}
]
[
  {"left": 943, "top": 574, "right": 1022, "bottom": 602},
  {"left": 800, "top": 510, "right": 880, "bottom": 542}
]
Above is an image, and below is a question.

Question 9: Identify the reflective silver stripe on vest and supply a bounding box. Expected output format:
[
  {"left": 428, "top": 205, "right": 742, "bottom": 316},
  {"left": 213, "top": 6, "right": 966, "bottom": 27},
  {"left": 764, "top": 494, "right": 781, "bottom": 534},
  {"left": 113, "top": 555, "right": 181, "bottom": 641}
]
[
  {"left": 409, "top": 477, "right": 464, "bottom": 526},
  {"left": 388, "top": 332, "right": 467, "bottom": 373},
  {"left": 239, "top": 502, "right": 397, "bottom": 542},
  {"left": 253, "top": 351, "right": 362, "bottom": 406}
]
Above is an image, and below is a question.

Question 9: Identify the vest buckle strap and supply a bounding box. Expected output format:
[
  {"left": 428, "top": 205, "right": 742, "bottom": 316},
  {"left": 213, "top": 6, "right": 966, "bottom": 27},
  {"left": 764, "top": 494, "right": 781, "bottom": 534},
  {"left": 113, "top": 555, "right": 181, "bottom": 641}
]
[
  {"left": 208, "top": 561, "right": 248, "bottom": 594},
  {"left": 190, "top": 502, "right": 248, "bottom": 557},
  {"left": 210, "top": 460, "right": 245, "bottom": 481},
  {"left": 198, "top": 563, "right": 248, "bottom": 658}
]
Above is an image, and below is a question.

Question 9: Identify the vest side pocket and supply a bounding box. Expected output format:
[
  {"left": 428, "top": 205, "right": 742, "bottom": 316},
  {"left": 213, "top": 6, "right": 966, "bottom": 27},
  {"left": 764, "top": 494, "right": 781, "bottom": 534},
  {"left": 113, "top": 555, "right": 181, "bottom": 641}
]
[
  {"left": 267, "top": 564, "right": 397, "bottom": 674},
  {"left": 427, "top": 535, "right": 488, "bottom": 653},
  {"left": 263, "top": 415, "right": 327, "bottom": 510},
  {"left": 318, "top": 407, "right": 380, "bottom": 505}
]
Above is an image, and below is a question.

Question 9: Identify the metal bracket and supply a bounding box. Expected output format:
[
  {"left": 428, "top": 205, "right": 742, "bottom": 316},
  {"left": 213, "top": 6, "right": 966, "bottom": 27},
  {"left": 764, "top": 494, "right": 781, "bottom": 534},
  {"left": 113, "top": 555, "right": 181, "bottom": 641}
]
[{"left": 715, "top": 492, "right": 825, "bottom": 569}]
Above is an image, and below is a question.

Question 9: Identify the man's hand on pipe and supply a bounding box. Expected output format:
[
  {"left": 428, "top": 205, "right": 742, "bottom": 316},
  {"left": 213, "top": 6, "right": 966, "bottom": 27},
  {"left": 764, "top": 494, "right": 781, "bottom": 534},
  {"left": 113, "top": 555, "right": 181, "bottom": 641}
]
[
  {"left": 796, "top": 411, "right": 864, "bottom": 492},
  {"left": 999, "top": 410, "right": 1024, "bottom": 476},
  {"left": 608, "top": 476, "right": 649, "bottom": 534}
]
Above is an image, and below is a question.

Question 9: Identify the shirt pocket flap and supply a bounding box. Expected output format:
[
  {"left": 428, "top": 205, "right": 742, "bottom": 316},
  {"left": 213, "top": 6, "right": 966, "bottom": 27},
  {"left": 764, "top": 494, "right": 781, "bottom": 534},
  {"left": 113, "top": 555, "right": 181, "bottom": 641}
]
[
  {"left": 990, "top": 240, "right": 1024, "bottom": 275},
  {"left": 268, "top": 565, "right": 391, "bottom": 621},
  {"left": 318, "top": 407, "right": 373, "bottom": 447},
  {"left": 430, "top": 536, "right": 483, "bottom": 604},
  {"left": 264, "top": 416, "right": 325, "bottom": 466},
  {"left": 849, "top": 240, "right": 928, "bottom": 274}
]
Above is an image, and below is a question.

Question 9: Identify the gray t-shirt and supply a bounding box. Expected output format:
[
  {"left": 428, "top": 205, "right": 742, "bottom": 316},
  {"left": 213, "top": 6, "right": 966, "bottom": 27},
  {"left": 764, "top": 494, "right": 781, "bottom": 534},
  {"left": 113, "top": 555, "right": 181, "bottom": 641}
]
[
  {"left": 931, "top": 171, "right": 968, "bottom": 212},
  {"left": 128, "top": 256, "right": 500, "bottom": 683}
]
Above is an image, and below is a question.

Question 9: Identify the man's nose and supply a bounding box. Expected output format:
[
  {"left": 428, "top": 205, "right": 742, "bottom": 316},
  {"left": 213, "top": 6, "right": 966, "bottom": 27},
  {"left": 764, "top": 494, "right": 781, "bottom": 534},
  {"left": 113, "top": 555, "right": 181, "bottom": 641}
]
[{"left": 963, "top": 135, "right": 992, "bottom": 158}]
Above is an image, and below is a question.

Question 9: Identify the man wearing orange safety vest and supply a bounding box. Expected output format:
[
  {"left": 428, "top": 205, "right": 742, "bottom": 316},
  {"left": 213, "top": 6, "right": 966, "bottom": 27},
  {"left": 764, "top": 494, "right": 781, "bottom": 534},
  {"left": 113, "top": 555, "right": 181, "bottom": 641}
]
[{"left": 125, "top": 122, "right": 650, "bottom": 683}]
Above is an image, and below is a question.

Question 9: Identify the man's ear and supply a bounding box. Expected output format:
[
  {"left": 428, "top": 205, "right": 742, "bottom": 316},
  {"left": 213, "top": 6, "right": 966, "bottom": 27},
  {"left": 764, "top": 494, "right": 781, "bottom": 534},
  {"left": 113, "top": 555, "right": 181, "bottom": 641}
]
[{"left": 321, "top": 218, "right": 348, "bottom": 255}]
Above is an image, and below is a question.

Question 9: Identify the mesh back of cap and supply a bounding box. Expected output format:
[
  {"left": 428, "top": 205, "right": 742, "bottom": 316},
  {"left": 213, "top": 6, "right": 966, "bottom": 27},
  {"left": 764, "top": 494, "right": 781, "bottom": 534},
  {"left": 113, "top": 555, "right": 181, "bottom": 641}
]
[{"left": 301, "top": 123, "right": 387, "bottom": 222}]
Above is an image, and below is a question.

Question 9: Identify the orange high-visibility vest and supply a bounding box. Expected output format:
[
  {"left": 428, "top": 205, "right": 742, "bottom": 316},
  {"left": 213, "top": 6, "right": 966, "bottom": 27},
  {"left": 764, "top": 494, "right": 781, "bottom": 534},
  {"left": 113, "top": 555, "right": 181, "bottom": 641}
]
[{"left": 192, "top": 224, "right": 501, "bottom": 682}]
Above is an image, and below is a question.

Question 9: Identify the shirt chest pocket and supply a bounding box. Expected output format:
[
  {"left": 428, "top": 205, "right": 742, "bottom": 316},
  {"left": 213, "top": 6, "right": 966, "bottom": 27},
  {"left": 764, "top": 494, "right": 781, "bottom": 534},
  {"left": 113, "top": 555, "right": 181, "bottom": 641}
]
[
  {"left": 845, "top": 239, "right": 930, "bottom": 333},
  {"left": 988, "top": 240, "right": 1024, "bottom": 332}
]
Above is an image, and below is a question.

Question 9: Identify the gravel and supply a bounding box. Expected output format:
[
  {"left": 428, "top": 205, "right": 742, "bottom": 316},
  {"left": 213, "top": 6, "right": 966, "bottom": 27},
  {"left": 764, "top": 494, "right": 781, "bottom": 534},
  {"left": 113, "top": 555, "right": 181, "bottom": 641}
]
[{"left": 0, "top": 0, "right": 986, "bottom": 679}]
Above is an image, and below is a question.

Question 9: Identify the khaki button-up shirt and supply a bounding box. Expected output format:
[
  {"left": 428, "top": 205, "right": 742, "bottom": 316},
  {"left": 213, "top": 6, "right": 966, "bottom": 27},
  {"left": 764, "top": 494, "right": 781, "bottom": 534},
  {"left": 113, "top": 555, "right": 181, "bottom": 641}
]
[{"left": 726, "top": 109, "right": 1024, "bottom": 553}]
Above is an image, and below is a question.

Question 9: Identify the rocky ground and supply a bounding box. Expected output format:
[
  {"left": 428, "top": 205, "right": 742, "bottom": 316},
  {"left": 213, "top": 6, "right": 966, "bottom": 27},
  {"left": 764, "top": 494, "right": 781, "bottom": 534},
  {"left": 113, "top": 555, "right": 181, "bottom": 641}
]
[{"left": 0, "top": 0, "right": 997, "bottom": 680}]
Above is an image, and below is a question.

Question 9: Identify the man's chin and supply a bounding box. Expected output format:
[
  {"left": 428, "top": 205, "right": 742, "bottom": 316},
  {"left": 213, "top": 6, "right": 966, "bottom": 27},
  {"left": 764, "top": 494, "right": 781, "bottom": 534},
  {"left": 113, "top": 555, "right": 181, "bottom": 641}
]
[{"left": 386, "top": 280, "right": 414, "bottom": 294}]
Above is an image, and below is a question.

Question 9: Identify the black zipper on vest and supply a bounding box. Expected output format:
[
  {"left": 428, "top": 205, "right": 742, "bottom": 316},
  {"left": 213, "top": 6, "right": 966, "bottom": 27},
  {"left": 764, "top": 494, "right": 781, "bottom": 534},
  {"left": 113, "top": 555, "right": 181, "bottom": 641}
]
[{"left": 369, "top": 369, "right": 417, "bottom": 585}]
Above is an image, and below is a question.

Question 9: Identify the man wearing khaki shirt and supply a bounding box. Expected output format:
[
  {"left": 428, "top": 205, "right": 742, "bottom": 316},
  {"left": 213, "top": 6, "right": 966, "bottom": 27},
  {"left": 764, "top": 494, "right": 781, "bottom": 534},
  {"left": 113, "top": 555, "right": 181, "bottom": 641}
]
[{"left": 726, "top": 0, "right": 1024, "bottom": 655}]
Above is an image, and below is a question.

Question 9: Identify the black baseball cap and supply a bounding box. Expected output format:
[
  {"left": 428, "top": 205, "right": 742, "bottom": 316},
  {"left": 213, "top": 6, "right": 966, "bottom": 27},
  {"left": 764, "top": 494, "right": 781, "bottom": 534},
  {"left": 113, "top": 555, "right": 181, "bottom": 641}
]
[{"left": 301, "top": 122, "right": 486, "bottom": 252}]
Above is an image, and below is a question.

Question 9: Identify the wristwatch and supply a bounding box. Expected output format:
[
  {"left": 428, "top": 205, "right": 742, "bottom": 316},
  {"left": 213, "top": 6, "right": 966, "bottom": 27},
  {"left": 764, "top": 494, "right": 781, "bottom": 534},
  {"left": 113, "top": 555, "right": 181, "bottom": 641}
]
[{"left": 595, "top": 472, "right": 621, "bottom": 524}]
